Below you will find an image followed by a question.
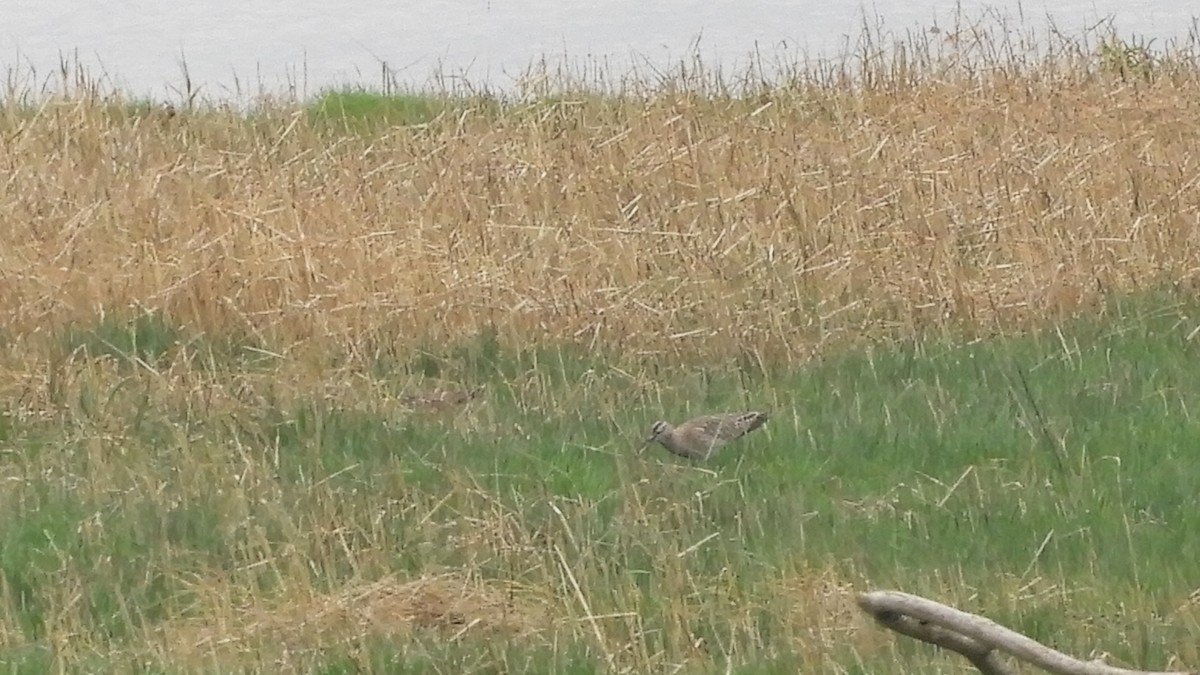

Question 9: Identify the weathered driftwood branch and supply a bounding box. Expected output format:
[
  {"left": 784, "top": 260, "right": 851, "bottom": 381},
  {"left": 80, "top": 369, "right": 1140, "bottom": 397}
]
[
  {"left": 857, "top": 590, "right": 1197, "bottom": 675},
  {"left": 862, "top": 599, "right": 1017, "bottom": 675}
]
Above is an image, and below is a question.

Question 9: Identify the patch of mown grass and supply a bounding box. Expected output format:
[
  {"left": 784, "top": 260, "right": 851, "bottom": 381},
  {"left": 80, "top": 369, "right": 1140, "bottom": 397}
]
[{"left": 306, "top": 88, "right": 501, "bottom": 130}]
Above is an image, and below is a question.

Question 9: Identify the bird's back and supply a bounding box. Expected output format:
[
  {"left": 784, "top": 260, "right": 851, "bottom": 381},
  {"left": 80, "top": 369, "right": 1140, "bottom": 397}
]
[{"left": 673, "top": 411, "right": 768, "bottom": 459}]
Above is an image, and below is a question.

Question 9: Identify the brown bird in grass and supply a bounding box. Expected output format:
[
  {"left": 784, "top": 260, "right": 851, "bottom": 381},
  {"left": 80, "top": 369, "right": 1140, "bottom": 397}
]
[
  {"left": 401, "top": 385, "right": 484, "bottom": 411},
  {"left": 643, "top": 411, "right": 768, "bottom": 461}
]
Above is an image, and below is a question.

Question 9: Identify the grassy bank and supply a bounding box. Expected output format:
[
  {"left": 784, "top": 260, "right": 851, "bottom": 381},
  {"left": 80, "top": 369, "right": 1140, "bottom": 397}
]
[
  {"left": 2, "top": 12, "right": 1200, "bottom": 674},
  {"left": 1, "top": 295, "right": 1199, "bottom": 672}
]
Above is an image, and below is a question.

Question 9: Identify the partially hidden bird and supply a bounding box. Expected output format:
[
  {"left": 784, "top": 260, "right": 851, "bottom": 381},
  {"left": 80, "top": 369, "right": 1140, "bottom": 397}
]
[{"left": 401, "top": 384, "right": 484, "bottom": 411}]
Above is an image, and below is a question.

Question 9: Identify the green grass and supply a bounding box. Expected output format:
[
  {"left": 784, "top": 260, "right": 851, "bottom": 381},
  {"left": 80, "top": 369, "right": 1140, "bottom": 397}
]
[
  {"left": 307, "top": 638, "right": 602, "bottom": 675},
  {"left": 306, "top": 88, "right": 501, "bottom": 130},
  {"left": 302, "top": 88, "right": 640, "bottom": 133},
  {"left": 2, "top": 293, "right": 1199, "bottom": 671},
  {"left": 55, "top": 310, "right": 271, "bottom": 374}
]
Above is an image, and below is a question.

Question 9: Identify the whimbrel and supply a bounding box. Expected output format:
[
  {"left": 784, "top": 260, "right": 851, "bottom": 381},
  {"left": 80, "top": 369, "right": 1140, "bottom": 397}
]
[
  {"left": 643, "top": 411, "right": 768, "bottom": 460},
  {"left": 401, "top": 385, "right": 484, "bottom": 411}
]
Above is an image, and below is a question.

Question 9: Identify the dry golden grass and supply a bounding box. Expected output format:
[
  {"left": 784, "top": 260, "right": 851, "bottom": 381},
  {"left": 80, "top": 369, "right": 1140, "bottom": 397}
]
[
  {"left": 156, "top": 573, "right": 553, "bottom": 669},
  {"left": 3, "top": 22, "right": 1199, "bottom": 371},
  {"left": 148, "top": 563, "right": 868, "bottom": 672}
]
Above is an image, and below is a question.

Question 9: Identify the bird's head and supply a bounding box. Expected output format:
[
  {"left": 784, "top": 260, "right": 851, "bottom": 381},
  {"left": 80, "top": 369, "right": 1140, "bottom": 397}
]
[{"left": 644, "top": 420, "right": 671, "bottom": 444}]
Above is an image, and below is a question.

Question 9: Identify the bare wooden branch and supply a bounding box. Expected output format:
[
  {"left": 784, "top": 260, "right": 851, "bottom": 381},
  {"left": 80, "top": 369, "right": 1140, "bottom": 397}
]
[
  {"left": 866, "top": 603, "right": 1017, "bottom": 675},
  {"left": 857, "top": 590, "right": 1197, "bottom": 675}
]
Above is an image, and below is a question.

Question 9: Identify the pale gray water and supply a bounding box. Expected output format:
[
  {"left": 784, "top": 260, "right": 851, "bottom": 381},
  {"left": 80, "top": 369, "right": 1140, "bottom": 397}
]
[{"left": 3, "top": 1, "right": 1197, "bottom": 102}]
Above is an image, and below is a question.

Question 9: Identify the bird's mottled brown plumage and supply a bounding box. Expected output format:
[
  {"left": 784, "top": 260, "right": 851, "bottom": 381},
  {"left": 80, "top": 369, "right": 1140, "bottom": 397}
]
[
  {"left": 401, "top": 385, "right": 484, "bottom": 411},
  {"left": 644, "top": 411, "right": 768, "bottom": 460}
]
